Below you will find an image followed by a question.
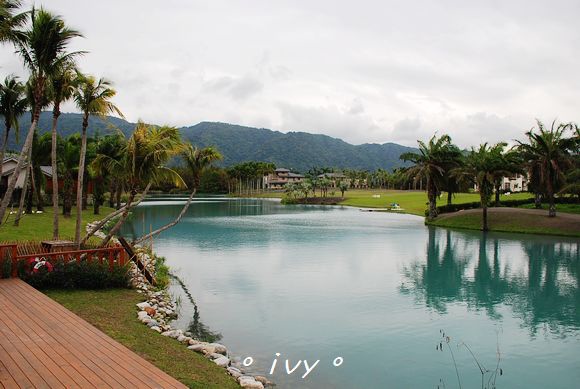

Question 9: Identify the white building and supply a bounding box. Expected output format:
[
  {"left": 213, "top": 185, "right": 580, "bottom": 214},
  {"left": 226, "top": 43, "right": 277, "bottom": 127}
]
[{"left": 501, "top": 174, "right": 528, "bottom": 192}]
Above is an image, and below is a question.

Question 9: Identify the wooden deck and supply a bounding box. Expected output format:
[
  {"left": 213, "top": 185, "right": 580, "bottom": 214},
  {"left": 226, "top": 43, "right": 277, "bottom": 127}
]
[{"left": 0, "top": 278, "right": 187, "bottom": 389}]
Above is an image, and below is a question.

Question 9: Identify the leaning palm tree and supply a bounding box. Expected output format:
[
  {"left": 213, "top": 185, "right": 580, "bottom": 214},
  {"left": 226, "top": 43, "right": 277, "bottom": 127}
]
[
  {"left": 452, "top": 143, "right": 512, "bottom": 231},
  {"left": 401, "top": 134, "right": 463, "bottom": 221},
  {"left": 0, "top": 8, "right": 82, "bottom": 224},
  {"left": 48, "top": 63, "right": 77, "bottom": 238},
  {"left": 91, "top": 123, "right": 185, "bottom": 246},
  {"left": 73, "top": 73, "right": 123, "bottom": 246},
  {"left": 517, "top": 120, "right": 576, "bottom": 217},
  {"left": 180, "top": 144, "right": 223, "bottom": 190},
  {"left": 0, "top": 75, "right": 27, "bottom": 177}
]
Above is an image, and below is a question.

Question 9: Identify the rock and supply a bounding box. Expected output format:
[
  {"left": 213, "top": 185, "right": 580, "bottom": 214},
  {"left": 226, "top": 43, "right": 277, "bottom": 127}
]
[
  {"left": 176, "top": 335, "right": 187, "bottom": 343},
  {"left": 150, "top": 326, "right": 162, "bottom": 333},
  {"left": 254, "top": 376, "right": 269, "bottom": 385},
  {"left": 227, "top": 367, "right": 242, "bottom": 378},
  {"left": 137, "top": 311, "right": 150, "bottom": 320},
  {"left": 136, "top": 302, "right": 150, "bottom": 310},
  {"left": 238, "top": 376, "right": 264, "bottom": 389},
  {"left": 213, "top": 355, "right": 230, "bottom": 367},
  {"left": 210, "top": 343, "right": 228, "bottom": 355},
  {"left": 146, "top": 320, "right": 159, "bottom": 328},
  {"left": 141, "top": 318, "right": 152, "bottom": 325},
  {"left": 188, "top": 339, "right": 201, "bottom": 346},
  {"left": 144, "top": 307, "right": 156, "bottom": 316},
  {"left": 187, "top": 344, "right": 206, "bottom": 353},
  {"left": 181, "top": 337, "right": 192, "bottom": 345},
  {"left": 209, "top": 353, "right": 223, "bottom": 360},
  {"left": 161, "top": 330, "right": 179, "bottom": 337}
]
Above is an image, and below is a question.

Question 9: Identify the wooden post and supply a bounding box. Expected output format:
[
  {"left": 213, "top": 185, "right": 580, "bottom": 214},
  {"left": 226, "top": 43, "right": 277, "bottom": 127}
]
[{"left": 11, "top": 245, "right": 18, "bottom": 278}]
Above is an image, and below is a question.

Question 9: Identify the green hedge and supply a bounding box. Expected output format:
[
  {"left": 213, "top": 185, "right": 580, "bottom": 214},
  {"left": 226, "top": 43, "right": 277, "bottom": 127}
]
[{"left": 18, "top": 259, "right": 129, "bottom": 289}]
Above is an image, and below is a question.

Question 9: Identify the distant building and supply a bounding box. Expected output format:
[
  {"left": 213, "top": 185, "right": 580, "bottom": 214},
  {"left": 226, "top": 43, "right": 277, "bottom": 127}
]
[
  {"left": 264, "top": 168, "right": 305, "bottom": 190},
  {"left": 502, "top": 174, "right": 528, "bottom": 192}
]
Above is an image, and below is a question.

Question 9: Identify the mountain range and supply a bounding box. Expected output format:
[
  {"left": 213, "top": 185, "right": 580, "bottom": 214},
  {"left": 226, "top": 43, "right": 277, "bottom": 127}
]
[{"left": 2, "top": 112, "right": 417, "bottom": 172}]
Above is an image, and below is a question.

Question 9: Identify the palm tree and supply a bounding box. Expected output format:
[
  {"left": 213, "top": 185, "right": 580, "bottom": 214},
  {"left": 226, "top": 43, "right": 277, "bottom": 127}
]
[
  {"left": 0, "top": 0, "right": 26, "bottom": 44},
  {"left": 0, "top": 75, "right": 27, "bottom": 178},
  {"left": 48, "top": 63, "right": 77, "bottom": 238},
  {"left": 492, "top": 148, "right": 522, "bottom": 207},
  {"left": 401, "top": 134, "right": 463, "bottom": 221},
  {"left": 517, "top": 120, "right": 576, "bottom": 217},
  {"left": 73, "top": 73, "right": 123, "bottom": 247},
  {"left": 91, "top": 123, "right": 184, "bottom": 246},
  {"left": 338, "top": 181, "right": 348, "bottom": 197},
  {"left": 59, "top": 135, "right": 79, "bottom": 217},
  {"left": 180, "top": 144, "right": 223, "bottom": 190},
  {"left": 0, "top": 8, "right": 82, "bottom": 224},
  {"left": 452, "top": 143, "right": 512, "bottom": 231}
]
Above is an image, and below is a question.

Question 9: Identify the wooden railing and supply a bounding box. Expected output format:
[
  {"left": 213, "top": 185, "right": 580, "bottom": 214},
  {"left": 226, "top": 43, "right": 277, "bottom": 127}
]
[{"left": 0, "top": 244, "right": 127, "bottom": 278}]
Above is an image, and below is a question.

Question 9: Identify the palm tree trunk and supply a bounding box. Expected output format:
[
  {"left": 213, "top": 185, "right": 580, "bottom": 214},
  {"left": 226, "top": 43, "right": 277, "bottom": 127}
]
[
  {"left": 51, "top": 110, "right": 60, "bottom": 239},
  {"left": 82, "top": 183, "right": 151, "bottom": 245},
  {"left": 132, "top": 189, "right": 196, "bottom": 245},
  {"left": 32, "top": 164, "right": 43, "bottom": 212},
  {"left": 108, "top": 181, "right": 115, "bottom": 208},
  {"left": 74, "top": 113, "right": 89, "bottom": 247},
  {"left": 481, "top": 192, "right": 489, "bottom": 231},
  {"left": 99, "top": 190, "right": 136, "bottom": 247},
  {"left": 426, "top": 179, "right": 437, "bottom": 221},
  {"left": 115, "top": 184, "right": 122, "bottom": 209},
  {"left": 447, "top": 191, "right": 452, "bottom": 206},
  {"left": 547, "top": 181, "right": 556, "bottom": 217},
  {"left": 534, "top": 192, "right": 542, "bottom": 209},
  {"left": 0, "top": 124, "right": 10, "bottom": 178},
  {"left": 494, "top": 184, "right": 501, "bottom": 207},
  {"left": 0, "top": 112, "right": 39, "bottom": 224},
  {"left": 13, "top": 164, "right": 30, "bottom": 226}
]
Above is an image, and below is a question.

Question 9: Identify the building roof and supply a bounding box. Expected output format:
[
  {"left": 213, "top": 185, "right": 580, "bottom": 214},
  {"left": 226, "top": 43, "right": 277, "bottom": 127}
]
[
  {"left": 275, "top": 168, "right": 290, "bottom": 172},
  {"left": 287, "top": 172, "right": 304, "bottom": 178},
  {"left": 318, "top": 172, "right": 346, "bottom": 179}
]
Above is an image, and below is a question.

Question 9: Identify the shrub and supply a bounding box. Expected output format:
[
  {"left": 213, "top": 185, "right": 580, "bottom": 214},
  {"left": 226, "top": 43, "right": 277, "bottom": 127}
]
[{"left": 18, "top": 259, "right": 129, "bottom": 289}]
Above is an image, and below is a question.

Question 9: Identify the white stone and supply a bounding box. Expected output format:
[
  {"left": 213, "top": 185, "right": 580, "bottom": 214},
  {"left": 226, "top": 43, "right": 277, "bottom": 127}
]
[
  {"left": 238, "top": 376, "right": 264, "bottom": 389},
  {"left": 213, "top": 355, "right": 230, "bottom": 368},
  {"left": 137, "top": 311, "right": 150, "bottom": 320},
  {"left": 136, "top": 302, "right": 151, "bottom": 310},
  {"left": 210, "top": 343, "right": 227, "bottom": 355},
  {"left": 227, "top": 367, "right": 242, "bottom": 379}
]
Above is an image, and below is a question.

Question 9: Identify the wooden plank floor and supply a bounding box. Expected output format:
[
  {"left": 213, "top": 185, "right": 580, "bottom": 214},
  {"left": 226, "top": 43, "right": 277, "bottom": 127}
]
[{"left": 0, "top": 278, "right": 188, "bottom": 389}]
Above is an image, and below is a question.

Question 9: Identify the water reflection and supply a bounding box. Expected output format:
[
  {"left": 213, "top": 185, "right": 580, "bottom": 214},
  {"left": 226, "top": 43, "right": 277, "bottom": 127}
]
[
  {"left": 402, "top": 227, "right": 580, "bottom": 336},
  {"left": 171, "top": 273, "right": 223, "bottom": 343}
]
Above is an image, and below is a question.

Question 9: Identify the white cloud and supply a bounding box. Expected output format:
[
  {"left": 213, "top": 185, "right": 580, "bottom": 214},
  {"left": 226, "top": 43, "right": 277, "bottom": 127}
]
[{"left": 0, "top": 0, "right": 578, "bottom": 148}]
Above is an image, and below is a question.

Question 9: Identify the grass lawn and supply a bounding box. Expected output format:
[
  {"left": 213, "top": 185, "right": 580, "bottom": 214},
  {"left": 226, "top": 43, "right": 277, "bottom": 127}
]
[
  {"left": 45, "top": 288, "right": 239, "bottom": 389},
  {"left": 518, "top": 203, "right": 580, "bottom": 215},
  {"left": 0, "top": 206, "right": 114, "bottom": 242},
  {"left": 251, "top": 189, "right": 533, "bottom": 216},
  {"left": 428, "top": 208, "right": 580, "bottom": 237}
]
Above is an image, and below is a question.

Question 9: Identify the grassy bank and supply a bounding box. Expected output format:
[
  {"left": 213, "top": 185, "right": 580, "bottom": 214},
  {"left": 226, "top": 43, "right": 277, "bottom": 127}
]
[
  {"left": 427, "top": 208, "right": 580, "bottom": 237},
  {"left": 0, "top": 206, "right": 115, "bottom": 242},
  {"left": 45, "top": 288, "right": 239, "bottom": 389},
  {"left": 251, "top": 189, "right": 533, "bottom": 216}
]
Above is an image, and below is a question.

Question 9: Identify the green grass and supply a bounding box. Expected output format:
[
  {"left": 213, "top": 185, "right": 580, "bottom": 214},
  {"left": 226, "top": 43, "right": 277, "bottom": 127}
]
[
  {"left": 518, "top": 203, "right": 580, "bottom": 214},
  {"left": 253, "top": 189, "right": 533, "bottom": 216},
  {"left": 428, "top": 210, "right": 580, "bottom": 237},
  {"left": 0, "top": 206, "right": 113, "bottom": 242},
  {"left": 45, "top": 288, "right": 239, "bottom": 389}
]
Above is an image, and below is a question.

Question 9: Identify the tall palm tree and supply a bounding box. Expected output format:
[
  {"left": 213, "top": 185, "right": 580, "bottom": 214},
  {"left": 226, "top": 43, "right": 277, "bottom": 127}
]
[
  {"left": 48, "top": 63, "right": 77, "bottom": 238},
  {"left": 452, "top": 143, "right": 512, "bottom": 231},
  {"left": 91, "top": 122, "right": 184, "bottom": 246},
  {"left": 517, "top": 120, "right": 576, "bottom": 217},
  {"left": 180, "top": 144, "right": 223, "bottom": 190},
  {"left": 401, "top": 134, "right": 463, "bottom": 221},
  {"left": 0, "top": 75, "right": 27, "bottom": 177},
  {"left": 73, "top": 73, "right": 123, "bottom": 246},
  {"left": 0, "top": 8, "right": 82, "bottom": 224},
  {"left": 492, "top": 148, "right": 522, "bottom": 206}
]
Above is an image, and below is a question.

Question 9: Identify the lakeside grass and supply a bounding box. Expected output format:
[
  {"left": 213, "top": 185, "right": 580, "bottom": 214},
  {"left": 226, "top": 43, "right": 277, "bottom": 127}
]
[
  {"left": 518, "top": 203, "right": 580, "bottom": 215},
  {"left": 0, "top": 206, "right": 114, "bottom": 242},
  {"left": 427, "top": 209, "right": 580, "bottom": 237},
  {"left": 250, "top": 189, "right": 533, "bottom": 216},
  {"left": 45, "top": 289, "right": 239, "bottom": 389}
]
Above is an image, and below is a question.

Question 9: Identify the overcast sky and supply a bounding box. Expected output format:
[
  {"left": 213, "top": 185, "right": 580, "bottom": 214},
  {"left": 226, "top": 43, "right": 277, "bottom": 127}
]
[{"left": 1, "top": 0, "right": 578, "bottom": 147}]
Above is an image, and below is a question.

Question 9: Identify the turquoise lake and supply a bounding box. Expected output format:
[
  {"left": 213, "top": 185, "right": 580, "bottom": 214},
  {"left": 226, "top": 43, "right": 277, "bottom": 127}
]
[{"left": 120, "top": 197, "right": 580, "bottom": 389}]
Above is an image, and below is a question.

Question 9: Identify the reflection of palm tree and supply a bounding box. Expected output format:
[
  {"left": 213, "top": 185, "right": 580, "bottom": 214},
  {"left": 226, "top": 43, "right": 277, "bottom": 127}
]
[
  {"left": 401, "top": 230, "right": 580, "bottom": 335},
  {"left": 170, "top": 273, "right": 223, "bottom": 343}
]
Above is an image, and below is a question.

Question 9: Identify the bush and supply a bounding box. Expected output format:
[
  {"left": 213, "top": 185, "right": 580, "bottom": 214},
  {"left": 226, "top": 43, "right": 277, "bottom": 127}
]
[
  {"left": 18, "top": 259, "right": 129, "bottom": 289},
  {"left": 431, "top": 196, "right": 578, "bottom": 215}
]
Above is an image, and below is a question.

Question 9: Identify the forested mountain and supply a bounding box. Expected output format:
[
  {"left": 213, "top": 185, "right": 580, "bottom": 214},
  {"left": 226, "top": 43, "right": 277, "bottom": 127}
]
[{"left": 3, "top": 112, "right": 416, "bottom": 171}]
